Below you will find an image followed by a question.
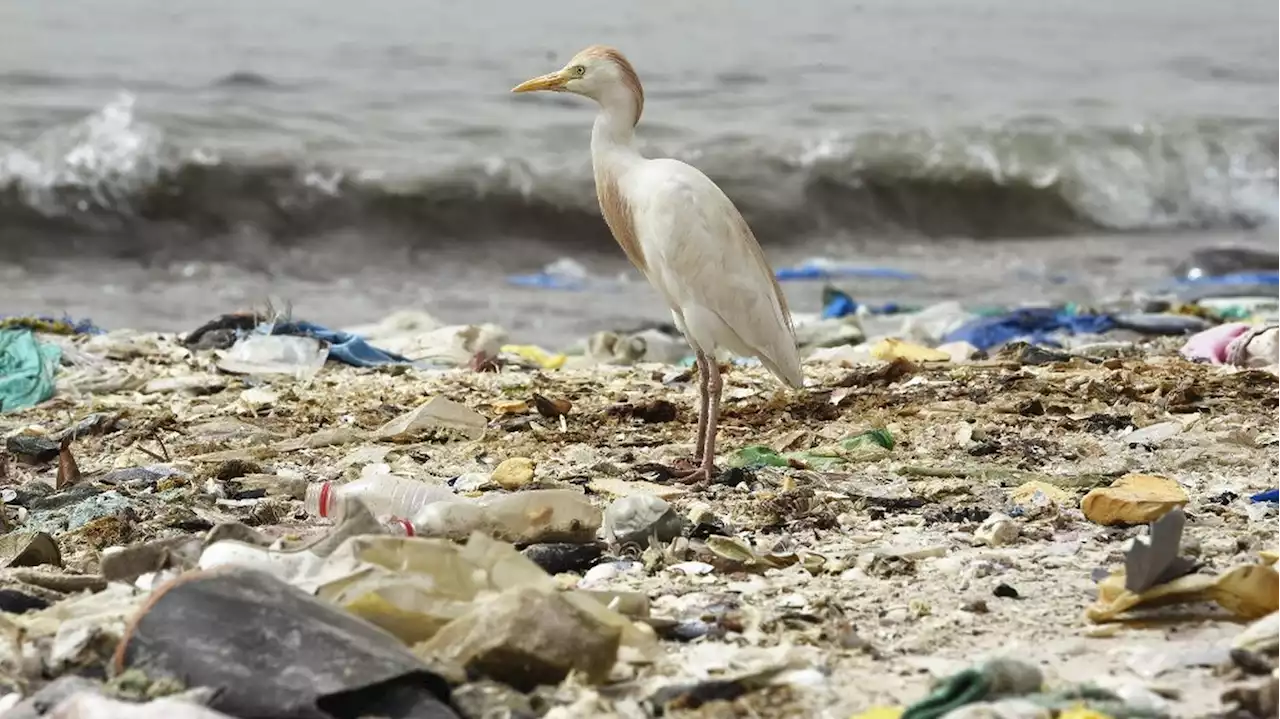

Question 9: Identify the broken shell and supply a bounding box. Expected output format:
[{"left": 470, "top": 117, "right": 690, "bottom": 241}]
[
  {"left": 705, "top": 535, "right": 763, "bottom": 566},
  {"left": 800, "top": 552, "right": 826, "bottom": 576},
  {"left": 974, "top": 512, "right": 1020, "bottom": 547},
  {"left": 532, "top": 393, "right": 572, "bottom": 418}
]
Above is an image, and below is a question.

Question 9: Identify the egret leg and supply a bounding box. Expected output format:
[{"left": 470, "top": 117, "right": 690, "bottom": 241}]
[
  {"left": 677, "top": 354, "right": 721, "bottom": 484},
  {"left": 693, "top": 350, "right": 710, "bottom": 461},
  {"left": 700, "top": 357, "right": 723, "bottom": 480}
]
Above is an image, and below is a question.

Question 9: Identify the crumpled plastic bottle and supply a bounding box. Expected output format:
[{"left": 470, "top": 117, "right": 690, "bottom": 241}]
[{"left": 303, "top": 473, "right": 456, "bottom": 522}]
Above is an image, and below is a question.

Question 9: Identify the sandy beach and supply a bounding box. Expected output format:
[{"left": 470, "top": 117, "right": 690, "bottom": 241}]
[{"left": 0, "top": 304, "right": 1275, "bottom": 717}]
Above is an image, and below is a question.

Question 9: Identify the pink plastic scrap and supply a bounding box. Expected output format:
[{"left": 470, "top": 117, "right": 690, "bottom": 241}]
[{"left": 1181, "top": 322, "right": 1252, "bottom": 364}]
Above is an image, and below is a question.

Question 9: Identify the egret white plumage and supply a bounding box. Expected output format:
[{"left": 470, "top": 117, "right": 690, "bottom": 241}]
[{"left": 512, "top": 45, "right": 803, "bottom": 483}]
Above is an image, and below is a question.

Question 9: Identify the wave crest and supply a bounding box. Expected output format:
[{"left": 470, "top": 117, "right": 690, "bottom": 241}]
[{"left": 1, "top": 95, "right": 1275, "bottom": 261}]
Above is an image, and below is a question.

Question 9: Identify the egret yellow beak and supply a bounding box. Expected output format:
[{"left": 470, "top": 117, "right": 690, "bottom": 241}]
[{"left": 511, "top": 70, "right": 570, "bottom": 93}]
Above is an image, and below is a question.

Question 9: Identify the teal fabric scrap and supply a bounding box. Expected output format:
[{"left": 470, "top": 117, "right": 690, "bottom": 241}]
[
  {"left": 0, "top": 329, "right": 62, "bottom": 413},
  {"left": 901, "top": 658, "right": 1044, "bottom": 719}
]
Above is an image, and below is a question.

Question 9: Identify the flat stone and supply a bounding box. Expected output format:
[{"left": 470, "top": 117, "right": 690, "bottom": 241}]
[
  {"left": 25, "top": 484, "right": 99, "bottom": 511},
  {"left": 99, "top": 535, "right": 204, "bottom": 583},
  {"left": 68, "top": 491, "right": 133, "bottom": 530},
  {"left": 0, "top": 532, "right": 61, "bottom": 568},
  {"left": 416, "top": 586, "right": 622, "bottom": 691},
  {"left": 27, "top": 490, "right": 134, "bottom": 534},
  {"left": 491, "top": 458, "right": 535, "bottom": 491}
]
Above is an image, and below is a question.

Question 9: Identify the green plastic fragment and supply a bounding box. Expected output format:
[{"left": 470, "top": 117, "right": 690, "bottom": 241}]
[
  {"left": 730, "top": 445, "right": 790, "bottom": 469},
  {"left": 842, "top": 428, "right": 895, "bottom": 451}
]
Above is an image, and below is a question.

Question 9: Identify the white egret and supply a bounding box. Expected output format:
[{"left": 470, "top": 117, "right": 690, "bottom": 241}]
[{"left": 512, "top": 45, "right": 802, "bottom": 483}]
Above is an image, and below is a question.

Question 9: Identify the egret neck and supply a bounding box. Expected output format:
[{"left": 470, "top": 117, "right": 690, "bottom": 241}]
[{"left": 590, "top": 92, "right": 642, "bottom": 194}]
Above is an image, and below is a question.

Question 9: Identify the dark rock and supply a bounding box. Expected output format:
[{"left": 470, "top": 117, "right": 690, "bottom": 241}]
[
  {"left": 993, "top": 583, "right": 1020, "bottom": 599},
  {"left": 520, "top": 542, "right": 605, "bottom": 575},
  {"left": 114, "top": 567, "right": 458, "bottom": 719},
  {"left": 0, "top": 589, "right": 49, "bottom": 614},
  {"left": 25, "top": 484, "right": 99, "bottom": 511},
  {"left": 5, "top": 434, "right": 59, "bottom": 465},
  {"left": 97, "top": 466, "right": 173, "bottom": 489},
  {"left": 52, "top": 413, "right": 120, "bottom": 442}
]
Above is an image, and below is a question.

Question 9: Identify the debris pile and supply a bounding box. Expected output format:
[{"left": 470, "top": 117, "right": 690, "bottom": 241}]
[{"left": 0, "top": 289, "right": 1274, "bottom": 717}]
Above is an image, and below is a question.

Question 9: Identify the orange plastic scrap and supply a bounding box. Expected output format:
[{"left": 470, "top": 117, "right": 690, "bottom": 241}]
[
  {"left": 1086, "top": 562, "right": 1279, "bottom": 623},
  {"left": 1212, "top": 564, "right": 1280, "bottom": 618}
]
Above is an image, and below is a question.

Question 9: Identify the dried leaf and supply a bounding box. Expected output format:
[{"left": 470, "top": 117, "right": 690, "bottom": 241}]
[{"left": 54, "top": 437, "right": 82, "bottom": 490}]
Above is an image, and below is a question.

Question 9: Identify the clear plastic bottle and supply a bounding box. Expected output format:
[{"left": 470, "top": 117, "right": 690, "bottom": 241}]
[{"left": 303, "top": 475, "right": 456, "bottom": 522}]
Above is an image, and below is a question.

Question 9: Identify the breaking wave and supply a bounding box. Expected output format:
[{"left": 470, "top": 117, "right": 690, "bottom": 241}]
[{"left": 1, "top": 94, "right": 1276, "bottom": 261}]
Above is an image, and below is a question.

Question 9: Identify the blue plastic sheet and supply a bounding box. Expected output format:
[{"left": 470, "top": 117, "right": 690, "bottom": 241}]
[
  {"left": 820, "top": 289, "right": 909, "bottom": 319},
  {"left": 270, "top": 321, "right": 409, "bottom": 367},
  {"left": 506, "top": 273, "right": 589, "bottom": 291},
  {"left": 0, "top": 329, "right": 62, "bottom": 413},
  {"left": 822, "top": 292, "right": 859, "bottom": 319},
  {"left": 775, "top": 262, "right": 919, "bottom": 282},
  {"left": 942, "top": 308, "right": 1116, "bottom": 351},
  {"left": 506, "top": 259, "right": 618, "bottom": 292},
  {"left": 510, "top": 260, "right": 921, "bottom": 289},
  {"left": 1250, "top": 489, "right": 1279, "bottom": 503}
]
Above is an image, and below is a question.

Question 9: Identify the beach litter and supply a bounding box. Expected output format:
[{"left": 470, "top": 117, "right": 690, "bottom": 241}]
[{"left": 0, "top": 280, "right": 1273, "bottom": 716}]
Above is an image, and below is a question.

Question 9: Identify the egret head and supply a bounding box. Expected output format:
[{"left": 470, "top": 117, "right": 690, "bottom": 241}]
[{"left": 511, "top": 45, "right": 644, "bottom": 125}]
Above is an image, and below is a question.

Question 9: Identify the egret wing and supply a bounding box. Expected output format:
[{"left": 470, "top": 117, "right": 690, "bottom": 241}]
[{"left": 628, "top": 159, "right": 802, "bottom": 386}]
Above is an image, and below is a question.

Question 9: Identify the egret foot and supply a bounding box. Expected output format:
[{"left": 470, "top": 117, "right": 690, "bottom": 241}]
[{"left": 672, "top": 457, "right": 718, "bottom": 485}]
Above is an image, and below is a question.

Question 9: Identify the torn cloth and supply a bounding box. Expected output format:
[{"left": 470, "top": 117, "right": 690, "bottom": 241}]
[
  {"left": 272, "top": 321, "right": 410, "bottom": 367},
  {"left": 901, "top": 658, "right": 1044, "bottom": 719},
  {"left": 943, "top": 308, "right": 1115, "bottom": 351},
  {"left": 0, "top": 328, "right": 62, "bottom": 413}
]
